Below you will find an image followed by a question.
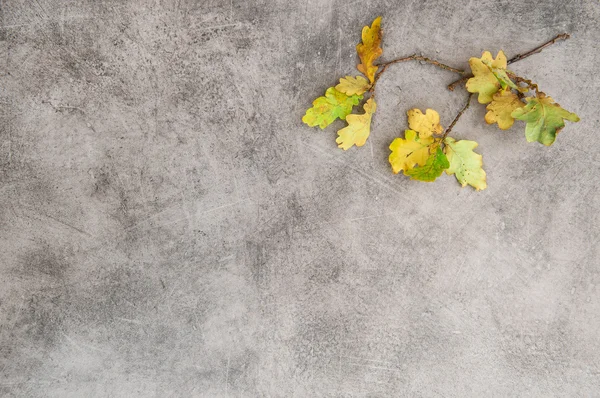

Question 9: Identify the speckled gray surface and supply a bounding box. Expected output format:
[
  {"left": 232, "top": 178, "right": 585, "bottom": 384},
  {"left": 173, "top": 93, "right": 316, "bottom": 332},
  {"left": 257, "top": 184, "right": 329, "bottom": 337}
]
[{"left": 1, "top": 0, "right": 599, "bottom": 396}]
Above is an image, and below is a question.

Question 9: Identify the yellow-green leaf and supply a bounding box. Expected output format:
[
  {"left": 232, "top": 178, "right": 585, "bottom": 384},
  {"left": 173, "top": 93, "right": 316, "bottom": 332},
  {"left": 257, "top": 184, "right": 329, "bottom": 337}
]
[
  {"left": 335, "top": 76, "right": 371, "bottom": 96},
  {"left": 485, "top": 89, "right": 525, "bottom": 130},
  {"left": 404, "top": 147, "right": 449, "bottom": 182},
  {"left": 444, "top": 137, "right": 487, "bottom": 191},
  {"left": 407, "top": 108, "right": 443, "bottom": 138},
  {"left": 484, "top": 61, "right": 518, "bottom": 91},
  {"left": 388, "top": 130, "right": 435, "bottom": 174},
  {"left": 356, "top": 17, "right": 383, "bottom": 83},
  {"left": 336, "top": 98, "right": 376, "bottom": 150},
  {"left": 511, "top": 94, "right": 580, "bottom": 146},
  {"left": 302, "top": 87, "right": 363, "bottom": 129},
  {"left": 466, "top": 50, "right": 507, "bottom": 104}
]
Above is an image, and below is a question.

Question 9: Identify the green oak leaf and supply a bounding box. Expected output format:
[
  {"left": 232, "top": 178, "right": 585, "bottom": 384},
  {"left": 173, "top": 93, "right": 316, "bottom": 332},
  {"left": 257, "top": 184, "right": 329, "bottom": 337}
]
[
  {"left": 511, "top": 94, "right": 580, "bottom": 146},
  {"left": 404, "top": 146, "right": 449, "bottom": 182},
  {"left": 483, "top": 61, "right": 518, "bottom": 91},
  {"left": 444, "top": 137, "right": 487, "bottom": 191},
  {"left": 302, "top": 87, "right": 363, "bottom": 129}
]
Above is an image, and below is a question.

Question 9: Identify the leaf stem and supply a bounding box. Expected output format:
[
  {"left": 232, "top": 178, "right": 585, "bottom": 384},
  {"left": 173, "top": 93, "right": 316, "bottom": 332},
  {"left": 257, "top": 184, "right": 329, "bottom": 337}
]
[
  {"left": 512, "top": 75, "right": 542, "bottom": 96},
  {"left": 447, "top": 33, "right": 570, "bottom": 91},
  {"left": 441, "top": 93, "right": 473, "bottom": 143}
]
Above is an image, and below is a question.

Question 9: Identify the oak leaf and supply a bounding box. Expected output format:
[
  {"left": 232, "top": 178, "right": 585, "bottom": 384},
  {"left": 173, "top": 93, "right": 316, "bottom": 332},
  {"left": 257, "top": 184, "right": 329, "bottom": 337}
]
[
  {"left": 388, "top": 130, "right": 435, "bottom": 174},
  {"left": 302, "top": 87, "right": 363, "bottom": 129},
  {"left": 511, "top": 94, "right": 580, "bottom": 146},
  {"left": 444, "top": 137, "right": 487, "bottom": 190},
  {"left": 407, "top": 108, "right": 443, "bottom": 138},
  {"left": 466, "top": 50, "right": 508, "bottom": 104},
  {"left": 404, "top": 147, "right": 449, "bottom": 182},
  {"left": 335, "top": 76, "right": 371, "bottom": 96},
  {"left": 356, "top": 17, "right": 383, "bottom": 83},
  {"left": 336, "top": 98, "right": 376, "bottom": 150},
  {"left": 485, "top": 89, "right": 525, "bottom": 130},
  {"left": 485, "top": 62, "right": 518, "bottom": 91}
]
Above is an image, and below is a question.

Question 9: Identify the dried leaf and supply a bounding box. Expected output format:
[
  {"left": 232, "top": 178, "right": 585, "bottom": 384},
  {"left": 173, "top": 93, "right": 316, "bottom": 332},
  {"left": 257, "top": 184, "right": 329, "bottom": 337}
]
[
  {"left": 485, "top": 89, "right": 525, "bottom": 130},
  {"left": 356, "top": 17, "right": 383, "bottom": 83},
  {"left": 407, "top": 108, "right": 443, "bottom": 138},
  {"left": 335, "top": 76, "right": 371, "bottom": 96}
]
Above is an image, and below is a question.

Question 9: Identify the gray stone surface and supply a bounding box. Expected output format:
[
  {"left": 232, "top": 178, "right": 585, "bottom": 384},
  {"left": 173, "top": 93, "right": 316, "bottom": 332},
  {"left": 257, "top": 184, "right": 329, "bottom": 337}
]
[{"left": 1, "top": 0, "right": 599, "bottom": 396}]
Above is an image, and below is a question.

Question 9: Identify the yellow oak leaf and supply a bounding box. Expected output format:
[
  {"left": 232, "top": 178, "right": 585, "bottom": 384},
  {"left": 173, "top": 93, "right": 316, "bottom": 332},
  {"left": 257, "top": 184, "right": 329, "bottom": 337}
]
[
  {"left": 302, "top": 87, "right": 363, "bottom": 129},
  {"left": 388, "top": 130, "right": 435, "bottom": 174},
  {"left": 335, "top": 76, "right": 371, "bottom": 96},
  {"left": 485, "top": 89, "right": 525, "bottom": 130},
  {"left": 444, "top": 137, "right": 487, "bottom": 191},
  {"left": 356, "top": 17, "right": 383, "bottom": 83},
  {"left": 407, "top": 108, "right": 443, "bottom": 138},
  {"left": 466, "top": 50, "right": 508, "bottom": 104},
  {"left": 336, "top": 98, "right": 376, "bottom": 150},
  {"left": 511, "top": 94, "right": 580, "bottom": 146}
]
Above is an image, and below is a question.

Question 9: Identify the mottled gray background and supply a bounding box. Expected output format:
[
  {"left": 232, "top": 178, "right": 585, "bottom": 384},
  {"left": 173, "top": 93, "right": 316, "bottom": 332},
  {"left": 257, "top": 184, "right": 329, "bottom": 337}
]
[{"left": 1, "top": 0, "right": 599, "bottom": 396}]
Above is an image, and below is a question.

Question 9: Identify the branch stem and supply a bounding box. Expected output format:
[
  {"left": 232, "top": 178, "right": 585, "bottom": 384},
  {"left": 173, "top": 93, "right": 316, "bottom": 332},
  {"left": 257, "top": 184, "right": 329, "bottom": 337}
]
[
  {"left": 507, "top": 33, "right": 570, "bottom": 64},
  {"left": 370, "top": 54, "right": 464, "bottom": 90},
  {"left": 441, "top": 93, "right": 473, "bottom": 143},
  {"left": 447, "top": 33, "right": 570, "bottom": 91}
]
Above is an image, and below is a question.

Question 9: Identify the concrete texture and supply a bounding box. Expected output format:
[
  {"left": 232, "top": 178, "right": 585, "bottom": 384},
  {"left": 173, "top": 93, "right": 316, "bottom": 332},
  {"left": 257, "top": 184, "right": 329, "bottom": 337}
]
[{"left": 1, "top": 0, "right": 599, "bottom": 396}]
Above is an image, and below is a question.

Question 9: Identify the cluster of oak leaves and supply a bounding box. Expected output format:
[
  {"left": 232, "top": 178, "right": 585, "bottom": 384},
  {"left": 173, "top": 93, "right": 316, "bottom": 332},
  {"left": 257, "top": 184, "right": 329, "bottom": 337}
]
[{"left": 302, "top": 17, "right": 579, "bottom": 191}]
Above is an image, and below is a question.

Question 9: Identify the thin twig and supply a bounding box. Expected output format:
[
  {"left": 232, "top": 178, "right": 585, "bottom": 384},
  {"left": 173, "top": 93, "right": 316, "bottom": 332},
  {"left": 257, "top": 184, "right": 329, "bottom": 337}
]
[
  {"left": 441, "top": 93, "right": 473, "bottom": 143},
  {"left": 379, "top": 55, "right": 464, "bottom": 74},
  {"left": 447, "top": 33, "right": 570, "bottom": 91},
  {"left": 507, "top": 33, "right": 570, "bottom": 64},
  {"left": 447, "top": 76, "right": 469, "bottom": 92},
  {"left": 371, "top": 54, "right": 464, "bottom": 89}
]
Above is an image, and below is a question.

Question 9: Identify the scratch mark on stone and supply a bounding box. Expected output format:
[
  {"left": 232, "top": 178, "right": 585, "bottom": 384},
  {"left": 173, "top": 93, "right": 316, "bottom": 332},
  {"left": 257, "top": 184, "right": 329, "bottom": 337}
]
[
  {"left": 336, "top": 26, "right": 342, "bottom": 74},
  {"left": 19, "top": 206, "right": 93, "bottom": 238},
  {"left": 347, "top": 362, "right": 402, "bottom": 372},
  {"left": 300, "top": 142, "right": 410, "bottom": 201},
  {"left": 341, "top": 355, "right": 400, "bottom": 366},
  {"left": 225, "top": 350, "right": 230, "bottom": 395},
  {"left": 201, "top": 23, "right": 241, "bottom": 31},
  {"left": 126, "top": 199, "right": 251, "bottom": 232},
  {"left": 61, "top": 332, "right": 108, "bottom": 353},
  {"left": 116, "top": 317, "right": 142, "bottom": 325}
]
